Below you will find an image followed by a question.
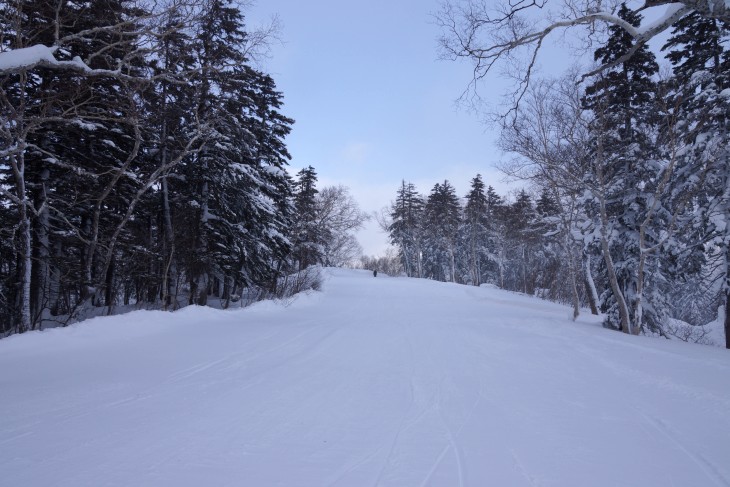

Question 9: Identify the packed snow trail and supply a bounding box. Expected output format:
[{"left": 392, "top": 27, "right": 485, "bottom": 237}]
[{"left": 1, "top": 269, "right": 729, "bottom": 487}]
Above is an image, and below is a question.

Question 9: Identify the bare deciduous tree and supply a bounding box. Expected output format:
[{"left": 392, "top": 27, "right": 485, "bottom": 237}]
[
  {"left": 499, "top": 75, "right": 591, "bottom": 320},
  {"left": 316, "top": 185, "right": 370, "bottom": 267}
]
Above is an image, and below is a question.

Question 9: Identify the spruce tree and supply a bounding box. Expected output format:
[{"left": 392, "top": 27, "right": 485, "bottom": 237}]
[
  {"left": 422, "top": 181, "right": 461, "bottom": 282},
  {"left": 485, "top": 185, "right": 506, "bottom": 286},
  {"left": 179, "top": 0, "right": 296, "bottom": 304},
  {"left": 389, "top": 181, "right": 424, "bottom": 277},
  {"left": 242, "top": 69, "right": 295, "bottom": 287},
  {"left": 293, "top": 166, "right": 322, "bottom": 270},
  {"left": 664, "top": 12, "right": 730, "bottom": 347},
  {"left": 582, "top": 3, "right": 663, "bottom": 334},
  {"left": 503, "top": 190, "right": 537, "bottom": 293},
  {"left": 462, "top": 175, "right": 490, "bottom": 285},
  {"left": 143, "top": 7, "right": 198, "bottom": 309},
  {"left": 532, "top": 188, "right": 564, "bottom": 301}
]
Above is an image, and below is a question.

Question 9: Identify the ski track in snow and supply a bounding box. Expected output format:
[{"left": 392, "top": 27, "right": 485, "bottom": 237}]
[
  {"left": 1, "top": 268, "right": 729, "bottom": 487},
  {"left": 637, "top": 410, "right": 730, "bottom": 487}
]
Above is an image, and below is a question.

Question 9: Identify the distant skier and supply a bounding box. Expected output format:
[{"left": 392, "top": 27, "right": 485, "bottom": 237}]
[{"left": 373, "top": 269, "right": 378, "bottom": 277}]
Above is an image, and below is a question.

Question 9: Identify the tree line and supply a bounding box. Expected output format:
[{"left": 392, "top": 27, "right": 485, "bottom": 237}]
[
  {"left": 420, "top": 4, "right": 729, "bottom": 348},
  {"left": 386, "top": 178, "right": 595, "bottom": 311},
  {"left": 0, "top": 1, "right": 365, "bottom": 336}
]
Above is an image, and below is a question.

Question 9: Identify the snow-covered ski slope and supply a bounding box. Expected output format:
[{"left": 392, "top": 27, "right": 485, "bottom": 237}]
[{"left": 2, "top": 269, "right": 729, "bottom": 487}]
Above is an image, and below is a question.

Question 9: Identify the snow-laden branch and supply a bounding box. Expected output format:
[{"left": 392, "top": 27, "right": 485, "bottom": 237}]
[
  {"left": 635, "top": 3, "right": 688, "bottom": 36},
  {"left": 0, "top": 45, "right": 61, "bottom": 72},
  {"left": 0, "top": 44, "right": 141, "bottom": 79}
]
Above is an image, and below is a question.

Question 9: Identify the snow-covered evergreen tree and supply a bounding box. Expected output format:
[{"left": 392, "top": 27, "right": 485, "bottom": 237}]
[
  {"left": 582, "top": 3, "right": 667, "bottom": 334},
  {"left": 484, "top": 185, "right": 506, "bottom": 286},
  {"left": 502, "top": 190, "right": 538, "bottom": 294},
  {"left": 0, "top": 0, "right": 151, "bottom": 328},
  {"left": 422, "top": 181, "right": 461, "bottom": 282},
  {"left": 0, "top": 1, "right": 297, "bottom": 334},
  {"left": 461, "top": 175, "right": 491, "bottom": 286},
  {"left": 663, "top": 11, "right": 730, "bottom": 347},
  {"left": 292, "top": 166, "right": 322, "bottom": 270},
  {"left": 389, "top": 181, "right": 424, "bottom": 277}
]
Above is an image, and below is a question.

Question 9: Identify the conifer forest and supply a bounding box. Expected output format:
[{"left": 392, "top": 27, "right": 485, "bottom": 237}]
[{"left": 0, "top": 1, "right": 368, "bottom": 335}]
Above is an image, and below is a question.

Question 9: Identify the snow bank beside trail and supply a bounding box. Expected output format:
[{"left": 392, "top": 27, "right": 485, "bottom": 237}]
[
  {"left": 1, "top": 305, "right": 232, "bottom": 354},
  {"left": 1, "top": 268, "right": 729, "bottom": 487}
]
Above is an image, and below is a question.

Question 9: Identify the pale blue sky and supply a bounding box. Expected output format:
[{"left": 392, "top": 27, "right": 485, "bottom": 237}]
[
  {"left": 247, "top": 0, "right": 666, "bottom": 255},
  {"left": 246, "top": 0, "right": 524, "bottom": 255}
]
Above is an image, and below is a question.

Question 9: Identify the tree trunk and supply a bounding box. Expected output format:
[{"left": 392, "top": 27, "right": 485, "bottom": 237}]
[
  {"left": 594, "top": 131, "right": 630, "bottom": 333},
  {"left": 147, "top": 214, "right": 157, "bottom": 303},
  {"left": 31, "top": 167, "right": 50, "bottom": 329},
  {"left": 723, "top": 200, "right": 730, "bottom": 349},
  {"left": 10, "top": 151, "right": 32, "bottom": 333},
  {"left": 599, "top": 233, "right": 630, "bottom": 333},
  {"left": 49, "top": 240, "right": 62, "bottom": 316},
  {"left": 81, "top": 213, "right": 94, "bottom": 303},
  {"left": 522, "top": 245, "right": 528, "bottom": 294},
  {"left": 633, "top": 247, "right": 646, "bottom": 336},
  {"left": 449, "top": 244, "right": 456, "bottom": 283},
  {"left": 193, "top": 161, "right": 210, "bottom": 305},
  {"left": 196, "top": 273, "right": 209, "bottom": 306},
  {"left": 584, "top": 255, "right": 599, "bottom": 315},
  {"left": 104, "top": 254, "right": 115, "bottom": 308},
  {"left": 725, "top": 241, "right": 730, "bottom": 349},
  {"left": 20, "top": 213, "right": 32, "bottom": 332},
  {"left": 725, "top": 291, "right": 730, "bottom": 349},
  {"left": 470, "top": 231, "right": 478, "bottom": 286},
  {"left": 498, "top": 246, "right": 505, "bottom": 289},
  {"left": 566, "top": 245, "right": 580, "bottom": 320}
]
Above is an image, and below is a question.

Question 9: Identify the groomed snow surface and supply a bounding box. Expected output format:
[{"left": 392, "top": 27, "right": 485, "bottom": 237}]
[{"left": 2, "top": 269, "right": 729, "bottom": 486}]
